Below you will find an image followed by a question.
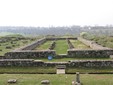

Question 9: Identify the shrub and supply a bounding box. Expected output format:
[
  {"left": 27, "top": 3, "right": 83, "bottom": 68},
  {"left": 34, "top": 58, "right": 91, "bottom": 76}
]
[
  {"left": 6, "top": 46, "right": 12, "bottom": 49},
  {"left": 12, "top": 45, "right": 15, "bottom": 47}
]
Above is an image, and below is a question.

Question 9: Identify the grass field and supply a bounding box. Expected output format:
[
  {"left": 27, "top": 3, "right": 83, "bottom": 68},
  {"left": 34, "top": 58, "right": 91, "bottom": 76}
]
[
  {"left": 0, "top": 66, "right": 113, "bottom": 73},
  {"left": 70, "top": 40, "right": 91, "bottom": 49},
  {"left": 0, "top": 40, "right": 33, "bottom": 56},
  {"left": 0, "top": 67, "right": 56, "bottom": 73},
  {"left": 34, "top": 41, "right": 52, "bottom": 50},
  {"left": 0, "top": 74, "right": 113, "bottom": 85},
  {"left": 54, "top": 40, "right": 68, "bottom": 54},
  {"left": 0, "top": 37, "right": 113, "bottom": 85},
  {"left": 38, "top": 57, "right": 111, "bottom": 62}
]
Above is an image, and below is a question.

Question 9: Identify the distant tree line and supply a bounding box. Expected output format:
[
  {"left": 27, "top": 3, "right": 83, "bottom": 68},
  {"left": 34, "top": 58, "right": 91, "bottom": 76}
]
[{"left": 0, "top": 25, "right": 113, "bottom": 36}]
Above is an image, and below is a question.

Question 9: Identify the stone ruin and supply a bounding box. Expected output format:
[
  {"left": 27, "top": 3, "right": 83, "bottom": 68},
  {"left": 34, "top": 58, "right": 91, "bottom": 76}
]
[
  {"left": 67, "top": 39, "right": 75, "bottom": 49},
  {"left": 67, "top": 49, "right": 113, "bottom": 58},
  {"left": 49, "top": 41, "right": 56, "bottom": 50},
  {"left": 78, "top": 37, "right": 111, "bottom": 50},
  {"left": 41, "top": 80, "right": 50, "bottom": 85},
  {"left": 8, "top": 79, "right": 17, "bottom": 84},
  {"left": 0, "top": 59, "right": 113, "bottom": 68},
  {"left": 0, "top": 37, "right": 112, "bottom": 84},
  {"left": 19, "top": 38, "right": 46, "bottom": 50},
  {"left": 4, "top": 37, "right": 113, "bottom": 59},
  {"left": 75, "top": 72, "right": 81, "bottom": 84},
  {"left": 67, "top": 37, "right": 113, "bottom": 58},
  {"left": 4, "top": 38, "right": 56, "bottom": 59},
  {"left": 5, "top": 50, "right": 56, "bottom": 59},
  {"left": 72, "top": 72, "right": 82, "bottom": 85},
  {"left": 56, "top": 65, "right": 66, "bottom": 74},
  {"left": 0, "top": 37, "right": 113, "bottom": 68}
]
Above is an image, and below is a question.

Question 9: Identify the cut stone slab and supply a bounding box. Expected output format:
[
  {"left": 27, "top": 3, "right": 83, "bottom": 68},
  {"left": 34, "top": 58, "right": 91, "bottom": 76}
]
[
  {"left": 56, "top": 65, "right": 66, "bottom": 69},
  {"left": 75, "top": 82, "right": 81, "bottom": 85},
  {"left": 57, "top": 69, "right": 65, "bottom": 74},
  {"left": 41, "top": 80, "right": 50, "bottom": 85},
  {"left": 110, "top": 55, "right": 113, "bottom": 59},
  {"left": 8, "top": 79, "right": 17, "bottom": 83},
  {"left": 56, "top": 65, "right": 66, "bottom": 74},
  {"left": 72, "top": 81, "right": 81, "bottom": 85},
  {"left": 75, "top": 72, "right": 81, "bottom": 85},
  {"left": 72, "top": 81, "right": 75, "bottom": 85}
]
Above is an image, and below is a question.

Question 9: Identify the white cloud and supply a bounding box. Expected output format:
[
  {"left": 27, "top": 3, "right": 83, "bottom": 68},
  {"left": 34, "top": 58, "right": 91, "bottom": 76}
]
[{"left": 0, "top": 0, "right": 113, "bottom": 26}]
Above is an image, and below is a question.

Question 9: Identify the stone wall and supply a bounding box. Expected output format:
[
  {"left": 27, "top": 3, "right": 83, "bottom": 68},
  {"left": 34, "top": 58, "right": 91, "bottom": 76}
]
[
  {"left": 0, "top": 59, "right": 113, "bottom": 68},
  {"left": 68, "top": 60, "right": 113, "bottom": 68},
  {"left": 49, "top": 41, "right": 56, "bottom": 50},
  {"left": 6, "top": 49, "right": 113, "bottom": 59},
  {"left": 90, "top": 42, "right": 111, "bottom": 50},
  {"left": 46, "top": 38, "right": 77, "bottom": 40},
  {"left": 14, "top": 37, "right": 76, "bottom": 51},
  {"left": 67, "top": 39, "right": 74, "bottom": 49},
  {"left": 78, "top": 37, "right": 111, "bottom": 50},
  {"left": 5, "top": 50, "right": 56, "bottom": 59},
  {"left": 4, "top": 37, "right": 113, "bottom": 59},
  {"left": 0, "top": 59, "right": 44, "bottom": 67},
  {"left": 67, "top": 49, "right": 113, "bottom": 58},
  {"left": 77, "top": 37, "right": 91, "bottom": 47},
  {"left": 0, "top": 56, "right": 4, "bottom": 59},
  {"left": 15, "top": 38, "right": 46, "bottom": 51}
]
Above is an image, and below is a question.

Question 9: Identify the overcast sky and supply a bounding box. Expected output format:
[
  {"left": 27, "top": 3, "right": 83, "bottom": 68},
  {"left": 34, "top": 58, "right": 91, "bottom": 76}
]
[{"left": 0, "top": 0, "right": 113, "bottom": 27}]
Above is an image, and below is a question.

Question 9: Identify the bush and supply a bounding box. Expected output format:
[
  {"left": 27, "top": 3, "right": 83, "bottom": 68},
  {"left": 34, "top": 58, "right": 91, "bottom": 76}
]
[
  {"left": 6, "top": 46, "right": 12, "bottom": 49},
  {"left": 22, "top": 41, "right": 28, "bottom": 43},
  {"left": 12, "top": 45, "right": 15, "bottom": 47},
  {"left": 16, "top": 44, "right": 20, "bottom": 46}
]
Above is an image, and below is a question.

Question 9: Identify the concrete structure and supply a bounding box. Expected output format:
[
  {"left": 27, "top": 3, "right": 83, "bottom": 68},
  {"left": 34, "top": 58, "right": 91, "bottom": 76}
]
[{"left": 56, "top": 65, "right": 66, "bottom": 74}]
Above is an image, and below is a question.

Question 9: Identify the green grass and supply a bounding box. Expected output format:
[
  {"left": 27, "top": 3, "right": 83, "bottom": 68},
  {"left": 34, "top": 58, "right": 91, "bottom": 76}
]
[
  {"left": 0, "top": 39, "right": 35, "bottom": 56},
  {"left": 66, "top": 67, "right": 113, "bottom": 73},
  {"left": 54, "top": 40, "right": 68, "bottom": 54},
  {"left": 0, "top": 65, "right": 113, "bottom": 74},
  {"left": 0, "top": 67, "right": 56, "bottom": 73},
  {"left": 34, "top": 41, "right": 52, "bottom": 50},
  {"left": 37, "top": 57, "right": 111, "bottom": 62},
  {"left": 0, "top": 74, "right": 113, "bottom": 85},
  {"left": 84, "top": 35, "right": 113, "bottom": 48},
  {"left": 70, "top": 40, "right": 91, "bottom": 49}
]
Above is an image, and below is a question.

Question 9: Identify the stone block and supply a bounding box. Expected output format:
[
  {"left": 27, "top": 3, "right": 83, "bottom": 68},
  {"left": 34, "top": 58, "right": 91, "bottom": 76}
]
[
  {"left": 110, "top": 55, "right": 113, "bottom": 59},
  {"left": 72, "top": 81, "right": 75, "bottom": 85},
  {"left": 41, "top": 80, "right": 50, "bottom": 85},
  {"left": 8, "top": 79, "right": 17, "bottom": 83},
  {"left": 76, "top": 72, "right": 80, "bottom": 83}
]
